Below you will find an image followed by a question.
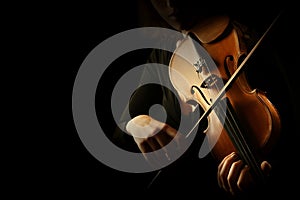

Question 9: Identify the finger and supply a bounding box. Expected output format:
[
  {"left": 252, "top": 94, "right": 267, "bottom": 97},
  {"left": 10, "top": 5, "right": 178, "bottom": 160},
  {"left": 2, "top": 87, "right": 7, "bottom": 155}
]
[
  {"left": 217, "top": 152, "right": 238, "bottom": 193},
  {"left": 217, "top": 152, "right": 235, "bottom": 188},
  {"left": 163, "top": 125, "right": 187, "bottom": 151},
  {"left": 238, "top": 162, "right": 272, "bottom": 193},
  {"left": 134, "top": 138, "right": 161, "bottom": 167},
  {"left": 145, "top": 136, "right": 175, "bottom": 164},
  {"left": 236, "top": 161, "right": 272, "bottom": 193},
  {"left": 147, "top": 137, "right": 172, "bottom": 163},
  {"left": 154, "top": 130, "right": 173, "bottom": 148},
  {"left": 135, "top": 138, "right": 152, "bottom": 153},
  {"left": 237, "top": 165, "right": 253, "bottom": 192},
  {"left": 147, "top": 137, "right": 163, "bottom": 151},
  {"left": 145, "top": 136, "right": 172, "bottom": 165},
  {"left": 163, "top": 124, "right": 178, "bottom": 138},
  {"left": 153, "top": 132, "right": 174, "bottom": 161},
  {"left": 261, "top": 161, "right": 272, "bottom": 177},
  {"left": 143, "top": 152, "right": 161, "bottom": 169},
  {"left": 227, "top": 160, "right": 244, "bottom": 196},
  {"left": 157, "top": 125, "right": 186, "bottom": 160}
]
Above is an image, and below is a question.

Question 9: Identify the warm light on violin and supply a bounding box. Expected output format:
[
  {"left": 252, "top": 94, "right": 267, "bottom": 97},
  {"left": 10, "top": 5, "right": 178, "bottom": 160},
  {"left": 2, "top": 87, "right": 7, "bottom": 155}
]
[{"left": 169, "top": 15, "right": 281, "bottom": 184}]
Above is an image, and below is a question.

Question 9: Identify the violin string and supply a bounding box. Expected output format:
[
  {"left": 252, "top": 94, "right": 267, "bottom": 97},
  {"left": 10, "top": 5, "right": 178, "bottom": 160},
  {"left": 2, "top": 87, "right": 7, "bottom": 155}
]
[
  {"left": 208, "top": 11, "right": 284, "bottom": 181},
  {"left": 193, "top": 30, "right": 264, "bottom": 181},
  {"left": 186, "top": 9, "right": 282, "bottom": 151},
  {"left": 218, "top": 55, "right": 263, "bottom": 177},
  {"left": 217, "top": 97, "right": 265, "bottom": 181},
  {"left": 201, "top": 52, "right": 253, "bottom": 169},
  {"left": 147, "top": 10, "right": 283, "bottom": 189}
]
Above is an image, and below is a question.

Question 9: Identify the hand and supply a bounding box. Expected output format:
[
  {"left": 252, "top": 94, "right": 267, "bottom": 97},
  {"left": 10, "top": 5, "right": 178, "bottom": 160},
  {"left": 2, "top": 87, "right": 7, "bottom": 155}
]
[
  {"left": 217, "top": 152, "right": 272, "bottom": 196},
  {"left": 126, "top": 115, "right": 187, "bottom": 166}
]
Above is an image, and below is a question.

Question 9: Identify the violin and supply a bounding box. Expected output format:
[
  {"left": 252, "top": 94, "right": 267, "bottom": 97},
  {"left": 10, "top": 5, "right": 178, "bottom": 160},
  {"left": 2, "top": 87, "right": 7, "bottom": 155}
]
[{"left": 168, "top": 15, "right": 281, "bottom": 184}]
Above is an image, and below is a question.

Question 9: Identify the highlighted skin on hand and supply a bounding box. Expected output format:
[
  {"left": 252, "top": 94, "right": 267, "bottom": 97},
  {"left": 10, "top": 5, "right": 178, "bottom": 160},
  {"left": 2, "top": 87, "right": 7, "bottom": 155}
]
[
  {"left": 217, "top": 152, "right": 272, "bottom": 196},
  {"left": 126, "top": 115, "right": 186, "bottom": 166}
]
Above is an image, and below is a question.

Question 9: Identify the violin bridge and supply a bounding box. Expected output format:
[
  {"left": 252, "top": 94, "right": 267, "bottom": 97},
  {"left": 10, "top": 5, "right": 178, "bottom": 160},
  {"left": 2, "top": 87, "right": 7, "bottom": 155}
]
[
  {"left": 200, "top": 74, "right": 223, "bottom": 89},
  {"left": 193, "top": 57, "right": 207, "bottom": 73}
]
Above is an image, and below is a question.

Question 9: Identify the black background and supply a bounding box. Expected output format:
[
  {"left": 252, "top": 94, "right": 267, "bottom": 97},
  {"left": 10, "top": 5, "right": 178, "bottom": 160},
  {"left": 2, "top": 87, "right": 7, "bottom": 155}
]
[{"left": 12, "top": 1, "right": 300, "bottom": 199}]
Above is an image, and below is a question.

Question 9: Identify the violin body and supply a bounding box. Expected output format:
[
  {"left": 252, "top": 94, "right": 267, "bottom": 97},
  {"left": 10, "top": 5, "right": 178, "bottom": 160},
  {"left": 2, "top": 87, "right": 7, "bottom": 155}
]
[{"left": 169, "top": 15, "right": 281, "bottom": 181}]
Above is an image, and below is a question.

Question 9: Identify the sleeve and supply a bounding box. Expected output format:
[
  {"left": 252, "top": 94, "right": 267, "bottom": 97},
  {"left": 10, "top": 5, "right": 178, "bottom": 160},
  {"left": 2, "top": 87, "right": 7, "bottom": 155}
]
[{"left": 111, "top": 49, "right": 176, "bottom": 151}]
